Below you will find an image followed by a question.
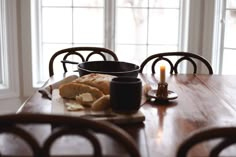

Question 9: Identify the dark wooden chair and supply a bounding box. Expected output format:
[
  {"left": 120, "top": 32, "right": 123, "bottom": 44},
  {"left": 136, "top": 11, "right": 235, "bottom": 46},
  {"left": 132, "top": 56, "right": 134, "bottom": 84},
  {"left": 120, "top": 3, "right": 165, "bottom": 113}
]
[
  {"left": 139, "top": 52, "right": 213, "bottom": 74},
  {"left": 177, "top": 127, "right": 236, "bottom": 157},
  {"left": 49, "top": 47, "right": 119, "bottom": 77},
  {"left": 0, "top": 113, "right": 140, "bottom": 157}
]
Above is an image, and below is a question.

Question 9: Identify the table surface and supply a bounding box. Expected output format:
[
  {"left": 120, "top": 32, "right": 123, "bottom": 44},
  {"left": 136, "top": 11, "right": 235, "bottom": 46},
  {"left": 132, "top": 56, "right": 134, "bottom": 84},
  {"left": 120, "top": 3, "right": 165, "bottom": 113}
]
[{"left": 12, "top": 73, "right": 236, "bottom": 156}]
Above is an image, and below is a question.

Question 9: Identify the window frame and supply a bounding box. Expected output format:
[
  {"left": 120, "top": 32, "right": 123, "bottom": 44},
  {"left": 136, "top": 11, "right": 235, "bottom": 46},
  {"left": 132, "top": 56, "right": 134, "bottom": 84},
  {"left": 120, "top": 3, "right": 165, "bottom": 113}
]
[
  {"left": 211, "top": 0, "right": 225, "bottom": 74},
  {"left": 0, "top": 0, "right": 19, "bottom": 99},
  {"left": 213, "top": 0, "right": 236, "bottom": 74},
  {"left": 32, "top": 0, "right": 188, "bottom": 87},
  {"left": 0, "top": 0, "right": 5, "bottom": 86}
]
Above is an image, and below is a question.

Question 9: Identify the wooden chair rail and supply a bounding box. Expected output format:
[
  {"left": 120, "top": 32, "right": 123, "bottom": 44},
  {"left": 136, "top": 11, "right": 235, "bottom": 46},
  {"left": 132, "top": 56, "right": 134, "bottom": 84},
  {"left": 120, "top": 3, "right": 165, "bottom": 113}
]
[
  {"left": 0, "top": 114, "right": 140, "bottom": 157},
  {"left": 139, "top": 52, "right": 213, "bottom": 74}
]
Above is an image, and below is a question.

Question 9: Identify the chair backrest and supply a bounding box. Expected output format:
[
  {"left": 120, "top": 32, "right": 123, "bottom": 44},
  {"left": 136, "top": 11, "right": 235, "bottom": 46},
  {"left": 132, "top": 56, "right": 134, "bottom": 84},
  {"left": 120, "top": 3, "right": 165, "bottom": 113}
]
[
  {"left": 139, "top": 52, "right": 213, "bottom": 74},
  {"left": 176, "top": 127, "right": 236, "bottom": 157},
  {"left": 0, "top": 113, "right": 140, "bottom": 157},
  {"left": 49, "top": 47, "right": 119, "bottom": 77}
]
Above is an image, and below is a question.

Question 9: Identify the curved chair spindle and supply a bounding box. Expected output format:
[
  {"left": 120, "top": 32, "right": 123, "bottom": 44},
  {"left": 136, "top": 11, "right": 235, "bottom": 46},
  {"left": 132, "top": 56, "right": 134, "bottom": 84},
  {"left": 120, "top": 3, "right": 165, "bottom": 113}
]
[
  {"left": 0, "top": 126, "right": 42, "bottom": 157},
  {"left": 140, "top": 52, "right": 213, "bottom": 74},
  {"left": 0, "top": 114, "right": 140, "bottom": 157},
  {"left": 177, "top": 127, "right": 236, "bottom": 157},
  {"left": 49, "top": 47, "right": 118, "bottom": 76}
]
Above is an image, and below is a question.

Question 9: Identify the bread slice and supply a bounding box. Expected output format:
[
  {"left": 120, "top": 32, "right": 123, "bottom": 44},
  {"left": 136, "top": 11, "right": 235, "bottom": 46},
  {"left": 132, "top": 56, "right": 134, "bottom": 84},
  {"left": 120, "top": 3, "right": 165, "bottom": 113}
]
[
  {"left": 59, "top": 82, "right": 104, "bottom": 99},
  {"left": 73, "top": 73, "right": 115, "bottom": 95},
  {"left": 91, "top": 95, "right": 110, "bottom": 111},
  {"left": 75, "top": 93, "right": 94, "bottom": 107}
]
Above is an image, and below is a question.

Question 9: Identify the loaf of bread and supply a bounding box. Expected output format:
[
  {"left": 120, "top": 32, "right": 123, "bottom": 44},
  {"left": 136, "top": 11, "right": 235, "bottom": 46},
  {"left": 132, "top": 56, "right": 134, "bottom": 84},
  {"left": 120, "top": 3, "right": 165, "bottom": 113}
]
[
  {"left": 73, "top": 73, "right": 115, "bottom": 95},
  {"left": 59, "top": 82, "right": 104, "bottom": 99}
]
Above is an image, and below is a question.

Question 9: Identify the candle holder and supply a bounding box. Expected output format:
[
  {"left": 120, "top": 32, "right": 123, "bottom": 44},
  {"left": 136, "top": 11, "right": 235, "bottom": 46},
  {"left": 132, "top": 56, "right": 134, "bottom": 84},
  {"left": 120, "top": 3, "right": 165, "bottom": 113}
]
[
  {"left": 156, "top": 82, "right": 168, "bottom": 99},
  {"left": 147, "top": 82, "right": 178, "bottom": 102}
]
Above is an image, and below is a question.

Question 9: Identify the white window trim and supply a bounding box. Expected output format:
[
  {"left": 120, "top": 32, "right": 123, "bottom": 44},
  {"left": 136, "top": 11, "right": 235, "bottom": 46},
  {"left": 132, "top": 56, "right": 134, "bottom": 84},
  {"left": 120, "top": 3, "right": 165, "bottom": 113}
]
[
  {"left": 104, "top": 0, "right": 116, "bottom": 51},
  {"left": 31, "top": 0, "right": 41, "bottom": 88},
  {"left": 201, "top": 0, "right": 216, "bottom": 65},
  {"left": 212, "top": 0, "right": 225, "bottom": 74},
  {"left": 0, "top": 0, "right": 6, "bottom": 87},
  {"left": 0, "top": 0, "right": 20, "bottom": 99},
  {"left": 186, "top": 0, "right": 216, "bottom": 74},
  {"left": 179, "top": 0, "right": 189, "bottom": 52},
  {"left": 21, "top": 0, "right": 35, "bottom": 97}
]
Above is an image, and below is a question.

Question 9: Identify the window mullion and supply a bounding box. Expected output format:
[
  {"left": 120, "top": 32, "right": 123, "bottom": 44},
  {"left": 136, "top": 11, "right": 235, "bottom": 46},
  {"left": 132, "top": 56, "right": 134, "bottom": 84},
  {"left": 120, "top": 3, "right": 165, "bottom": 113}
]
[
  {"left": 0, "top": 0, "right": 3, "bottom": 85},
  {"left": 31, "top": 0, "right": 43, "bottom": 85},
  {"left": 178, "top": 0, "right": 189, "bottom": 52},
  {"left": 104, "top": 0, "right": 116, "bottom": 52},
  {"left": 218, "top": 0, "right": 226, "bottom": 74},
  {"left": 0, "top": 0, "right": 8, "bottom": 88},
  {"left": 0, "top": 0, "right": 20, "bottom": 98}
]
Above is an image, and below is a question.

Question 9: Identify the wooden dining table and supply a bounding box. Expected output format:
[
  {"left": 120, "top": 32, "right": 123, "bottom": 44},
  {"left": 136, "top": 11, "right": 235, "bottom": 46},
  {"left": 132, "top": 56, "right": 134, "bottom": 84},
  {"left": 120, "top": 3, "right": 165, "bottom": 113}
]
[{"left": 7, "top": 73, "right": 236, "bottom": 156}]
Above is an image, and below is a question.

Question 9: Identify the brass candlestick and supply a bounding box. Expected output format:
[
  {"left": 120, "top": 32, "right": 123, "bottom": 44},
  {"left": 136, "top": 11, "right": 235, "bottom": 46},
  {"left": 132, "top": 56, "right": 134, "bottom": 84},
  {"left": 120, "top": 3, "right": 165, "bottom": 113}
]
[{"left": 156, "top": 82, "right": 168, "bottom": 99}]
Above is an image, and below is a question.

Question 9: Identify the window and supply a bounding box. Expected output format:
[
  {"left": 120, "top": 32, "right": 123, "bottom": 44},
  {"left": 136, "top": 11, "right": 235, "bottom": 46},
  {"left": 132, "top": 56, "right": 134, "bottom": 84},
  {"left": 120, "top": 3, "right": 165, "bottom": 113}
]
[
  {"left": 0, "top": 0, "right": 19, "bottom": 99},
  {"left": 115, "top": 0, "right": 182, "bottom": 64},
  {"left": 32, "top": 0, "right": 184, "bottom": 86},
  {"left": 33, "top": 0, "right": 105, "bottom": 85},
  {"left": 217, "top": 0, "right": 236, "bottom": 74},
  {"left": 0, "top": 0, "right": 8, "bottom": 89},
  {"left": 0, "top": 3, "right": 3, "bottom": 84}
]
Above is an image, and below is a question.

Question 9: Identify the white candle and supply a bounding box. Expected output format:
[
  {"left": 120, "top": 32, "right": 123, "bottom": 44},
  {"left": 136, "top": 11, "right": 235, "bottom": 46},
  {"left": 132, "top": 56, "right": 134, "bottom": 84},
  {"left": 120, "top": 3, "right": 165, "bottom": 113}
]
[{"left": 160, "top": 65, "right": 166, "bottom": 83}]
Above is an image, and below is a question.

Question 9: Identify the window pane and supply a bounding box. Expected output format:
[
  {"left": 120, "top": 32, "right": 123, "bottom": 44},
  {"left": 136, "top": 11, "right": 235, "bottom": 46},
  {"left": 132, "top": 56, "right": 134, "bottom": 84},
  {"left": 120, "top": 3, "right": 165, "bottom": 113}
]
[
  {"left": 0, "top": 33, "right": 2, "bottom": 84},
  {"left": 73, "top": 43, "right": 103, "bottom": 47},
  {"left": 0, "top": 0, "right": 3, "bottom": 85},
  {"left": 222, "top": 49, "right": 236, "bottom": 74},
  {"left": 73, "top": 0, "right": 104, "bottom": 7},
  {"left": 117, "top": 0, "right": 180, "bottom": 9},
  {"left": 73, "top": 43, "right": 108, "bottom": 61},
  {"left": 116, "top": 45, "right": 147, "bottom": 65},
  {"left": 148, "top": 9, "right": 179, "bottom": 44},
  {"left": 227, "top": 0, "right": 236, "bottom": 9},
  {"left": 149, "top": 0, "right": 180, "bottom": 8},
  {"left": 117, "top": 0, "right": 148, "bottom": 7},
  {"left": 40, "top": 44, "right": 73, "bottom": 81},
  {"left": 116, "top": 8, "right": 147, "bottom": 44},
  {"left": 224, "top": 10, "right": 236, "bottom": 48},
  {"left": 147, "top": 46, "right": 180, "bottom": 73},
  {"left": 36, "top": 0, "right": 183, "bottom": 84},
  {"left": 0, "top": 51, "right": 2, "bottom": 84},
  {"left": 42, "top": 0, "right": 72, "bottom": 7},
  {"left": 42, "top": 8, "right": 72, "bottom": 43},
  {"left": 148, "top": 45, "right": 178, "bottom": 56},
  {"left": 73, "top": 8, "right": 104, "bottom": 44}
]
